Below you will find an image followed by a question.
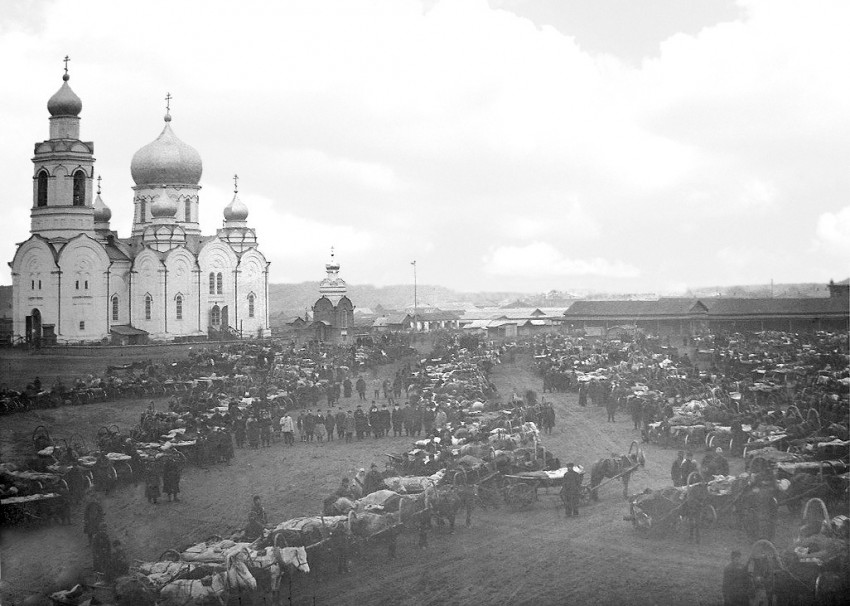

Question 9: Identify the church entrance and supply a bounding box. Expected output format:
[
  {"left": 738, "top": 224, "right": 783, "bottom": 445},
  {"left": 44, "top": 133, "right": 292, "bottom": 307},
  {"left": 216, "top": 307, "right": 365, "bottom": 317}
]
[
  {"left": 221, "top": 305, "right": 229, "bottom": 330},
  {"left": 26, "top": 309, "right": 42, "bottom": 347}
]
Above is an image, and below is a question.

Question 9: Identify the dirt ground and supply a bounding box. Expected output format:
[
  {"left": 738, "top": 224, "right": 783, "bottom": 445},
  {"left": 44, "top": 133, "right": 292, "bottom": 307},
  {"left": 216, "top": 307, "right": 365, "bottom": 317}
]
[{"left": 0, "top": 353, "right": 800, "bottom": 606}]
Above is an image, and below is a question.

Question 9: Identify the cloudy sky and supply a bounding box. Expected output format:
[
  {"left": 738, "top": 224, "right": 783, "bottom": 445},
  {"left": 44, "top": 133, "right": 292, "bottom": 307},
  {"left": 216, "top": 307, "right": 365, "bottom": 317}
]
[{"left": 1, "top": 0, "right": 848, "bottom": 294}]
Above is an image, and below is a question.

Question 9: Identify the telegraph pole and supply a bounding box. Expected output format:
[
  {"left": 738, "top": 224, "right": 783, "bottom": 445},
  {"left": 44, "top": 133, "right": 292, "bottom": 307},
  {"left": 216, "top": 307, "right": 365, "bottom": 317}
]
[{"left": 411, "top": 260, "right": 417, "bottom": 332}]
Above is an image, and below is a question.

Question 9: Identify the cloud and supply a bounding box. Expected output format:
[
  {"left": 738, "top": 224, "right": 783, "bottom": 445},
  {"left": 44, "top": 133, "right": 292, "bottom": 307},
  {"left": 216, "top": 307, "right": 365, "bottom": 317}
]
[
  {"left": 483, "top": 242, "right": 639, "bottom": 278},
  {"left": 1, "top": 0, "right": 849, "bottom": 293},
  {"left": 815, "top": 206, "right": 850, "bottom": 255}
]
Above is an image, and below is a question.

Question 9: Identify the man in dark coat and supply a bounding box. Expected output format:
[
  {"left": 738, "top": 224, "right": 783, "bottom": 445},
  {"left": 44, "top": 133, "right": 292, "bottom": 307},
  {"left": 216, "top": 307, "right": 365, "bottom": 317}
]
[
  {"left": 391, "top": 405, "right": 404, "bottom": 437},
  {"left": 560, "top": 463, "right": 582, "bottom": 517},
  {"left": 356, "top": 377, "right": 366, "bottom": 401},
  {"left": 369, "top": 403, "right": 381, "bottom": 438},
  {"left": 379, "top": 405, "right": 391, "bottom": 437},
  {"left": 411, "top": 405, "right": 423, "bottom": 436},
  {"left": 324, "top": 410, "right": 336, "bottom": 441},
  {"left": 723, "top": 550, "right": 751, "bottom": 606},
  {"left": 671, "top": 451, "right": 685, "bottom": 486},
  {"left": 363, "top": 463, "right": 384, "bottom": 496},
  {"left": 162, "top": 454, "right": 182, "bottom": 502},
  {"left": 354, "top": 406, "right": 368, "bottom": 440}
]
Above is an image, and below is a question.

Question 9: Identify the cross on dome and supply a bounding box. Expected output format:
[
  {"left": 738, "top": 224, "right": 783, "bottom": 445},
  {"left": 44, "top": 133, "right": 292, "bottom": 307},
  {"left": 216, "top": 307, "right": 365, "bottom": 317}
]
[
  {"left": 63, "top": 55, "right": 70, "bottom": 80},
  {"left": 164, "top": 92, "right": 172, "bottom": 122},
  {"left": 233, "top": 174, "right": 239, "bottom": 193},
  {"left": 96, "top": 175, "right": 102, "bottom": 195}
]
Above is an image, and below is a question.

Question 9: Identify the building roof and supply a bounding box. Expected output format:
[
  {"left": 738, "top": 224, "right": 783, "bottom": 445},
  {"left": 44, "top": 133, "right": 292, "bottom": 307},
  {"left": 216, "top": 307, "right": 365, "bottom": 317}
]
[
  {"left": 702, "top": 297, "right": 849, "bottom": 317},
  {"left": 564, "top": 299, "right": 708, "bottom": 319}
]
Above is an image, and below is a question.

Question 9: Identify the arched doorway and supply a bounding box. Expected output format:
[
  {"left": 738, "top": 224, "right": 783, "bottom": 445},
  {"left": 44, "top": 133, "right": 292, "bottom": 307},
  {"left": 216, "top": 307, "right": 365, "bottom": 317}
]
[
  {"left": 210, "top": 304, "right": 221, "bottom": 327},
  {"left": 26, "top": 308, "right": 42, "bottom": 346},
  {"left": 221, "top": 305, "right": 229, "bottom": 329}
]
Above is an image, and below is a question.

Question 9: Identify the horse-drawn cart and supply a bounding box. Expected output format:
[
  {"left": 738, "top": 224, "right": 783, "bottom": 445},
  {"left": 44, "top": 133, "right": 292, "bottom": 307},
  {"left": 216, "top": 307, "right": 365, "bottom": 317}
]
[{"left": 500, "top": 466, "right": 586, "bottom": 510}]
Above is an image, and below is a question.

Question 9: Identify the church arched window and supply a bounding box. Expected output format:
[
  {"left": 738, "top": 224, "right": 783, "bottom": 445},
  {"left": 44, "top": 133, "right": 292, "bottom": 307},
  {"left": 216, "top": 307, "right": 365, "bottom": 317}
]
[
  {"left": 145, "top": 294, "right": 152, "bottom": 320},
  {"left": 210, "top": 304, "right": 221, "bottom": 326},
  {"left": 248, "top": 293, "right": 255, "bottom": 318},
  {"left": 216, "top": 272, "right": 223, "bottom": 294},
  {"left": 37, "top": 171, "right": 48, "bottom": 207},
  {"left": 175, "top": 295, "right": 183, "bottom": 320},
  {"left": 72, "top": 170, "right": 86, "bottom": 206},
  {"left": 184, "top": 201, "right": 191, "bottom": 223},
  {"left": 209, "top": 272, "right": 216, "bottom": 294},
  {"left": 112, "top": 296, "right": 119, "bottom": 321},
  {"left": 139, "top": 198, "right": 146, "bottom": 223}
]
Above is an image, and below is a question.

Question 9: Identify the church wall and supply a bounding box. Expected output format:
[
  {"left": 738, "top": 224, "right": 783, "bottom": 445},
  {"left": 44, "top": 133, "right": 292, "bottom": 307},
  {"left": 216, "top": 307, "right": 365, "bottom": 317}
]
[
  {"left": 57, "top": 238, "right": 111, "bottom": 341},
  {"left": 165, "top": 249, "right": 201, "bottom": 337},
  {"left": 11, "top": 241, "right": 58, "bottom": 342},
  {"left": 132, "top": 252, "right": 165, "bottom": 338},
  {"left": 235, "top": 250, "right": 268, "bottom": 337},
  {"left": 198, "top": 242, "right": 238, "bottom": 333}
]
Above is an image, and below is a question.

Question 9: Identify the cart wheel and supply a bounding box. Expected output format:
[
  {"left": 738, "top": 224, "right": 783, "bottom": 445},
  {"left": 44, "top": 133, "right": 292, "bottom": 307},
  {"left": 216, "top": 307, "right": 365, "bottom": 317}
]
[
  {"left": 701, "top": 504, "right": 717, "bottom": 527},
  {"left": 506, "top": 482, "right": 536, "bottom": 511},
  {"left": 115, "top": 461, "right": 133, "bottom": 483},
  {"left": 82, "top": 471, "right": 94, "bottom": 490},
  {"left": 634, "top": 511, "right": 652, "bottom": 534}
]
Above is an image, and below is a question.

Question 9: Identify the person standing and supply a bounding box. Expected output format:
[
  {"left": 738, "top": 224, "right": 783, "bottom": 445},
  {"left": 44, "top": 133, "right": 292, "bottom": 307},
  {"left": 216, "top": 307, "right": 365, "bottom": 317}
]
[
  {"left": 671, "top": 451, "right": 685, "bottom": 486},
  {"left": 344, "top": 410, "right": 356, "bottom": 443},
  {"left": 335, "top": 409, "right": 346, "bottom": 440},
  {"left": 245, "top": 495, "right": 267, "bottom": 540},
  {"left": 259, "top": 411, "right": 272, "bottom": 447},
  {"left": 162, "top": 454, "right": 182, "bottom": 502},
  {"left": 246, "top": 415, "right": 260, "bottom": 449},
  {"left": 314, "top": 411, "right": 327, "bottom": 442},
  {"left": 391, "top": 404, "right": 403, "bottom": 437},
  {"left": 369, "top": 403, "right": 381, "bottom": 439},
  {"left": 144, "top": 462, "right": 161, "bottom": 504},
  {"left": 324, "top": 410, "right": 336, "bottom": 442},
  {"left": 343, "top": 378, "right": 352, "bottom": 399},
  {"left": 354, "top": 406, "right": 368, "bottom": 440},
  {"left": 363, "top": 463, "right": 384, "bottom": 496},
  {"left": 606, "top": 392, "right": 617, "bottom": 422},
  {"left": 304, "top": 410, "right": 316, "bottom": 442},
  {"left": 560, "top": 463, "right": 582, "bottom": 517},
  {"left": 722, "top": 550, "right": 751, "bottom": 606},
  {"left": 356, "top": 377, "right": 366, "bottom": 401},
  {"left": 280, "top": 412, "right": 295, "bottom": 446}
]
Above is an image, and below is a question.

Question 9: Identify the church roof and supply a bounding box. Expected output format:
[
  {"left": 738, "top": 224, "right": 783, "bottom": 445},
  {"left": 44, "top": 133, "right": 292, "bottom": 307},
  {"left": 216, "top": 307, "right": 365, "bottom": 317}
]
[{"left": 47, "top": 72, "right": 82, "bottom": 117}]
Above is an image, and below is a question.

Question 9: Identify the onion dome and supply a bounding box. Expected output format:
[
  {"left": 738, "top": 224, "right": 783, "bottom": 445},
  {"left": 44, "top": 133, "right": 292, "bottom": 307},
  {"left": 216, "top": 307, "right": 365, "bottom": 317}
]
[
  {"left": 223, "top": 192, "right": 249, "bottom": 222},
  {"left": 93, "top": 177, "right": 111, "bottom": 223},
  {"left": 150, "top": 191, "right": 178, "bottom": 219},
  {"left": 130, "top": 112, "right": 203, "bottom": 186},
  {"left": 47, "top": 72, "right": 83, "bottom": 117}
]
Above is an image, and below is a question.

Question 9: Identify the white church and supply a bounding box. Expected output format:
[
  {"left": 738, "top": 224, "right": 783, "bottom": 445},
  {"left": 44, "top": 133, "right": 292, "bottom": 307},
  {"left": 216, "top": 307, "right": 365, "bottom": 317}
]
[{"left": 9, "top": 63, "right": 270, "bottom": 345}]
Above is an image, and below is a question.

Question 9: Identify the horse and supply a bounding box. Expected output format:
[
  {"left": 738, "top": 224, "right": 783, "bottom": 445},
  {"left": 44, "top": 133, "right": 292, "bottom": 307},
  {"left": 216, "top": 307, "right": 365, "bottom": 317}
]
[
  {"left": 425, "top": 484, "right": 476, "bottom": 532},
  {"left": 589, "top": 440, "right": 646, "bottom": 500}
]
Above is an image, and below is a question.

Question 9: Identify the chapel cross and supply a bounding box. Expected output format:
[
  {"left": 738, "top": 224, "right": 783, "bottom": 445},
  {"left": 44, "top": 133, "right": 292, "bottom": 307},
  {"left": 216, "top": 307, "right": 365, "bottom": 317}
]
[
  {"left": 165, "top": 92, "right": 172, "bottom": 112},
  {"left": 63, "top": 55, "right": 70, "bottom": 75},
  {"left": 233, "top": 174, "right": 239, "bottom": 193},
  {"left": 97, "top": 175, "right": 102, "bottom": 195}
]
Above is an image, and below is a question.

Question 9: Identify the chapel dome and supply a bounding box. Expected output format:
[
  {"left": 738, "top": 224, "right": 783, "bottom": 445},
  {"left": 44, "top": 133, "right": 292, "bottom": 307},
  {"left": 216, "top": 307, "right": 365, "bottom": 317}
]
[
  {"left": 47, "top": 73, "right": 82, "bottom": 117},
  {"left": 130, "top": 115, "right": 203, "bottom": 186},
  {"left": 223, "top": 192, "right": 249, "bottom": 222},
  {"left": 93, "top": 192, "right": 112, "bottom": 223}
]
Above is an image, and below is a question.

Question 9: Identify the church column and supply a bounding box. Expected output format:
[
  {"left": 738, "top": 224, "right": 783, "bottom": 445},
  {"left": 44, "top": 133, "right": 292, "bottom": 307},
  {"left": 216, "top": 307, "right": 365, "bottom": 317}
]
[
  {"left": 233, "top": 268, "right": 239, "bottom": 334},
  {"left": 163, "top": 267, "right": 168, "bottom": 334},
  {"left": 55, "top": 270, "right": 62, "bottom": 337},
  {"left": 128, "top": 270, "right": 134, "bottom": 327},
  {"left": 264, "top": 265, "right": 269, "bottom": 333},
  {"left": 105, "top": 266, "right": 111, "bottom": 332},
  {"left": 195, "top": 269, "right": 201, "bottom": 333}
]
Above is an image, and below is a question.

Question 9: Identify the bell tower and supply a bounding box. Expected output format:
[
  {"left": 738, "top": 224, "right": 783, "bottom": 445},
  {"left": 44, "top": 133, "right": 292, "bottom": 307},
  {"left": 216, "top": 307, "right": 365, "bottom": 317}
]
[{"left": 31, "top": 56, "right": 96, "bottom": 239}]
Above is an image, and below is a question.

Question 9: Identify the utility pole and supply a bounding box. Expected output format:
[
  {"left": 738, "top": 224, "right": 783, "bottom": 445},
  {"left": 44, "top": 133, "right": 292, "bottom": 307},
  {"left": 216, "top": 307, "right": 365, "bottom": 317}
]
[{"left": 411, "top": 260, "right": 417, "bottom": 332}]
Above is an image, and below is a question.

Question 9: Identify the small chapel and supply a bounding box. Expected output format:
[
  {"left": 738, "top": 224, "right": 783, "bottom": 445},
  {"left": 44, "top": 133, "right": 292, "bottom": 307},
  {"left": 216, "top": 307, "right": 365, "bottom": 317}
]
[
  {"left": 309, "top": 249, "right": 355, "bottom": 343},
  {"left": 9, "top": 61, "right": 270, "bottom": 345}
]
